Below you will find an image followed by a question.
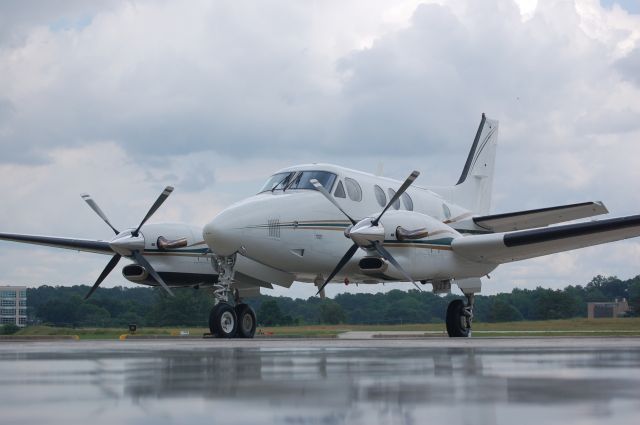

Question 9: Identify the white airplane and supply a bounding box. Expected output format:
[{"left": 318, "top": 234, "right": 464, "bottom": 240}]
[{"left": 2, "top": 114, "right": 639, "bottom": 338}]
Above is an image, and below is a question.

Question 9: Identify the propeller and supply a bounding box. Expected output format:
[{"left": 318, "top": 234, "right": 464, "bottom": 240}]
[
  {"left": 81, "top": 194, "right": 119, "bottom": 235},
  {"left": 316, "top": 243, "right": 359, "bottom": 295},
  {"left": 132, "top": 186, "right": 174, "bottom": 237},
  {"left": 84, "top": 253, "right": 122, "bottom": 300},
  {"left": 81, "top": 186, "right": 176, "bottom": 299},
  {"left": 312, "top": 171, "right": 422, "bottom": 295},
  {"left": 372, "top": 242, "right": 422, "bottom": 292},
  {"left": 309, "top": 180, "right": 357, "bottom": 226},
  {"left": 371, "top": 170, "right": 419, "bottom": 226}
]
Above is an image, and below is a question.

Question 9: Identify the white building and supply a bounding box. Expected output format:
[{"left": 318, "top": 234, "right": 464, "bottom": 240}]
[{"left": 0, "top": 286, "right": 27, "bottom": 327}]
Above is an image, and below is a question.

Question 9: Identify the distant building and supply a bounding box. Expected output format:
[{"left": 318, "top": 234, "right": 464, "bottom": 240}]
[
  {"left": 587, "top": 298, "right": 629, "bottom": 319},
  {"left": 0, "top": 286, "right": 27, "bottom": 327}
]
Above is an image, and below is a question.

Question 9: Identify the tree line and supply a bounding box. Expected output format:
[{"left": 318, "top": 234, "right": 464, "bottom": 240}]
[{"left": 19, "top": 274, "right": 640, "bottom": 328}]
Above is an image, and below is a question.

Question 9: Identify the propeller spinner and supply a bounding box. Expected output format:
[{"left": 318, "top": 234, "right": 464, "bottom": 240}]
[
  {"left": 81, "top": 187, "right": 175, "bottom": 300},
  {"left": 311, "top": 171, "right": 423, "bottom": 295}
]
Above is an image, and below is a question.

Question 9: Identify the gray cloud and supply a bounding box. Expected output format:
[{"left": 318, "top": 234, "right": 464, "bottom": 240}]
[
  {"left": 615, "top": 46, "right": 640, "bottom": 85},
  {"left": 1, "top": 0, "right": 640, "bottom": 296}
]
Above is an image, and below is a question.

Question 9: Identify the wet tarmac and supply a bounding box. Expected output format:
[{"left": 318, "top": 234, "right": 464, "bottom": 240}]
[{"left": 1, "top": 338, "right": 640, "bottom": 425}]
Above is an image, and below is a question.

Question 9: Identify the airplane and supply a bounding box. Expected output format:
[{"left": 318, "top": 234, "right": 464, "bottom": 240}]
[{"left": 2, "top": 113, "right": 640, "bottom": 338}]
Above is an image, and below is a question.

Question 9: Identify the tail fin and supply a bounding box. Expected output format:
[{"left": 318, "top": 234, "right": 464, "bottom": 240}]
[{"left": 449, "top": 113, "right": 498, "bottom": 214}]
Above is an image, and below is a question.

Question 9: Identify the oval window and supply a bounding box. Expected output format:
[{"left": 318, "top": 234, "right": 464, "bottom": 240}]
[
  {"left": 344, "top": 178, "right": 362, "bottom": 202},
  {"left": 387, "top": 188, "right": 400, "bottom": 210},
  {"left": 401, "top": 192, "right": 413, "bottom": 211},
  {"left": 374, "top": 185, "right": 386, "bottom": 207}
]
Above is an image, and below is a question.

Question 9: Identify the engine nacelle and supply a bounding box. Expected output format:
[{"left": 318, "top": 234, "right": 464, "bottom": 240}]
[
  {"left": 377, "top": 210, "right": 462, "bottom": 242},
  {"left": 364, "top": 210, "right": 464, "bottom": 281}
]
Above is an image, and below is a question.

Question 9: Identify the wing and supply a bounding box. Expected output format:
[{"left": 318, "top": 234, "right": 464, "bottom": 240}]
[
  {"left": 472, "top": 201, "right": 608, "bottom": 232},
  {"left": 0, "top": 232, "right": 112, "bottom": 255},
  {"left": 452, "top": 214, "right": 640, "bottom": 264}
]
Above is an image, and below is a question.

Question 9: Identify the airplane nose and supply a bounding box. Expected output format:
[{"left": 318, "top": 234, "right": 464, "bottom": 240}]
[{"left": 203, "top": 210, "right": 243, "bottom": 256}]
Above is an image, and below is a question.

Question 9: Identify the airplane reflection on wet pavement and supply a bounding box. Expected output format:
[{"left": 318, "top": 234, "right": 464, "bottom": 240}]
[{"left": 0, "top": 338, "right": 639, "bottom": 425}]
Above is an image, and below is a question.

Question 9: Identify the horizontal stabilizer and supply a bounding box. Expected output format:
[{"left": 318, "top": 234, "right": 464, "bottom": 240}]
[
  {"left": 0, "top": 232, "right": 112, "bottom": 255},
  {"left": 473, "top": 201, "right": 608, "bottom": 232},
  {"left": 452, "top": 214, "right": 640, "bottom": 264}
]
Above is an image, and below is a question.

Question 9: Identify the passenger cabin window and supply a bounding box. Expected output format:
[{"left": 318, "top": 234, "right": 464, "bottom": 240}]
[
  {"left": 374, "top": 185, "right": 386, "bottom": 207},
  {"left": 388, "top": 188, "right": 400, "bottom": 210},
  {"left": 401, "top": 192, "right": 413, "bottom": 211},
  {"left": 344, "top": 177, "right": 362, "bottom": 202},
  {"left": 334, "top": 180, "right": 346, "bottom": 198},
  {"left": 287, "top": 171, "right": 337, "bottom": 191}
]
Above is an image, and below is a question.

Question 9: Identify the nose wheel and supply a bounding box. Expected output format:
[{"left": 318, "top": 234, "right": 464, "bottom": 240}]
[
  {"left": 208, "top": 302, "right": 257, "bottom": 338},
  {"left": 208, "top": 254, "right": 258, "bottom": 339},
  {"left": 209, "top": 303, "right": 238, "bottom": 338},
  {"left": 235, "top": 304, "right": 257, "bottom": 338}
]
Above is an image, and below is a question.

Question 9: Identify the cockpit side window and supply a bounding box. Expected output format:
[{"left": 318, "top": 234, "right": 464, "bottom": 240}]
[
  {"left": 287, "top": 171, "right": 337, "bottom": 191},
  {"left": 344, "top": 178, "right": 362, "bottom": 202},
  {"left": 334, "top": 180, "right": 346, "bottom": 198},
  {"left": 259, "top": 172, "right": 295, "bottom": 192}
]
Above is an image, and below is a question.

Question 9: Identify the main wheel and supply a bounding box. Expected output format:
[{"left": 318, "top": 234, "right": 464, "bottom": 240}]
[
  {"left": 209, "top": 303, "right": 238, "bottom": 338},
  {"left": 446, "top": 299, "right": 471, "bottom": 338},
  {"left": 235, "top": 304, "right": 257, "bottom": 338}
]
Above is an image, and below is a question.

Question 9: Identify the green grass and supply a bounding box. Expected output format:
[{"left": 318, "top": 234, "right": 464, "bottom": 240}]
[
  {"left": 15, "top": 326, "right": 196, "bottom": 340},
  {"left": 10, "top": 318, "right": 640, "bottom": 340}
]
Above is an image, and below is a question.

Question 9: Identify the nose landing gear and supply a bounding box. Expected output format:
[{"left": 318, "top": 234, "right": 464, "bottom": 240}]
[
  {"left": 208, "top": 254, "right": 257, "bottom": 339},
  {"left": 446, "top": 293, "right": 475, "bottom": 338}
]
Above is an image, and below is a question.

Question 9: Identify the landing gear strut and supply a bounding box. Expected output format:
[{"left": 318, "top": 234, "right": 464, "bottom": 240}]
[
  {"left": 208, "top": 254, "right": 257, "bottom": 339},
  {"left": 446, "top": 293, "right": 475, "bottom": 338}
]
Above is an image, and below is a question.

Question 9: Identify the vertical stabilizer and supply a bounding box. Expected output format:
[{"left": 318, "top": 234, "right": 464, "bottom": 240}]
[
  {"left": 428, "top": 114, "right": 499, "bottom": 215},
  {"left": 453, "top": 113, "right": 498, "bottom": 214}
]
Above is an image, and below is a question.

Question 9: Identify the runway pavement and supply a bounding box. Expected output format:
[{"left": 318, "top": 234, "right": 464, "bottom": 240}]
[{"left": 1, "top": 337, "right": 639, "bottom": 425}]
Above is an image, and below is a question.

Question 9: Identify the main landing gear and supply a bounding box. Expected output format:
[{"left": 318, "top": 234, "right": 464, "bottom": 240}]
[
  {"left": 446, "top": 293, "right": 475, "bottom": 338},
  {"left": 208, "top": 255, "right": 257, "bottom": 339}
]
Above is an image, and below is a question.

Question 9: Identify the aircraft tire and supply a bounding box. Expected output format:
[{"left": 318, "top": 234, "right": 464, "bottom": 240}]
[
  {"left": 209, "top": 303, "right": 238, "bottom": 338},
  {"left": 446, "top": 299, "right": 470, "bottom": 338},
  {"left": 235, "top": 304, "right": 257, "bottom": 338}
]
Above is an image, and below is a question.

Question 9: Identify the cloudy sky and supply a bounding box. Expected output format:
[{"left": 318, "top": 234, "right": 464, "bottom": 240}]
[{"left": 1, "top": 0, "right": 639, "bottom": 298}]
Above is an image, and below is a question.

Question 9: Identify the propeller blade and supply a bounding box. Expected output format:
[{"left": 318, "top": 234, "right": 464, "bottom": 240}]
[
  {"left": 372, "top": 170, "right": 420, "bottom": 226},
  {"left": 132, "top": 186, "right": 174, "bottom": 236},
  {"left": 81, "top": 194, "right": 119, "bottom": 235},
  {"left": 310, "top": 179, "right": 357, "bottom": 225},
  {"left": 373, "top": 241, "right": 422, "bottom": 292},
  {"left": 132, "top": 251, "right": 175, "bottom": 297},
  {"left": 84, "top": 254, "right": 122, "bottom": 300},
  {"left": 316, "top": 243, "right": 359, "bottom": 295}
]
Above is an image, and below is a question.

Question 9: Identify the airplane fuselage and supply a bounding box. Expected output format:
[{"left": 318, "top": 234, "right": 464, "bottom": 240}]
[{"left": 204, "top": 164, "right": 496, "bottom": 286}]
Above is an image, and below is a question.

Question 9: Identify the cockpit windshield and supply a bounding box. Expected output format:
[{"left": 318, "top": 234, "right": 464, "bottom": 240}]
[
  {"left": 259, "top": 172, "right": 295, "bottom": 192},
  {"left": 259, "top": 170, "right": 337, "bottom": 193}
]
